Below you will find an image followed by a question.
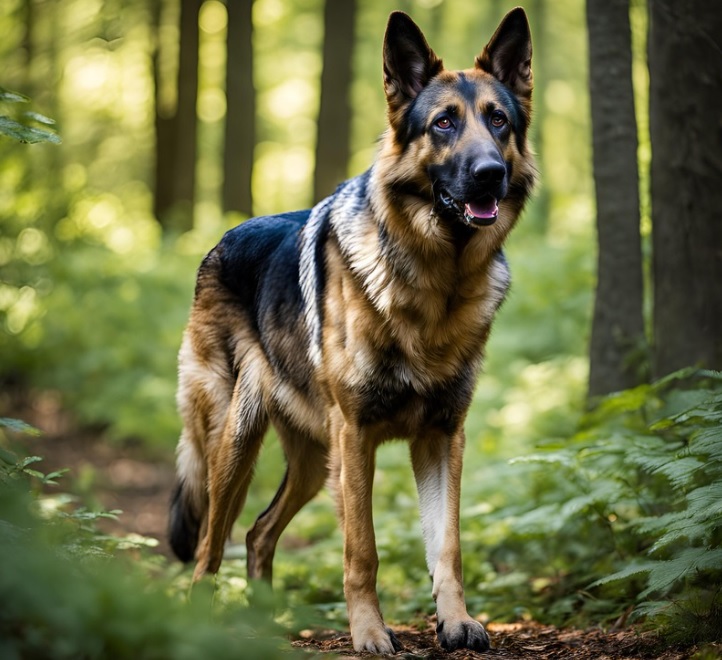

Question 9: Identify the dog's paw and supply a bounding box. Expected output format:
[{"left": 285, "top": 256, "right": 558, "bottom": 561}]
[
  {"left": 352, "top": 626, "right": 404, "bottom": 655},
  {"left": 436, "top": 617, "right": 490, "bottom": 652}
]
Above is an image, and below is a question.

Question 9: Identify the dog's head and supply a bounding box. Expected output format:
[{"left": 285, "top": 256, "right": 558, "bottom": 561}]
[{"left": 381, "top": 8, "right": 536, "bottom": 230}]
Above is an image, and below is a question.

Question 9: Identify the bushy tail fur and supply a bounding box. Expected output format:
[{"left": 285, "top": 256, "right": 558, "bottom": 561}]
[
  {"left": 168, "top": 427, "right": 208, "bottom": 563},
  {"left": 169, "top": 480, "right": 201, "bottom": 562}
]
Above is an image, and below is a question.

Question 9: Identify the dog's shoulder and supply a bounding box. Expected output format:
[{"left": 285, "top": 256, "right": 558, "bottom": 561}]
[{"left": 216, "top": 210, "right": 310, "bottom": 291}]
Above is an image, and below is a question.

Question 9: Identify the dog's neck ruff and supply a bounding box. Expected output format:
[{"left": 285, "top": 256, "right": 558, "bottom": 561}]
[{"left": 299, "top": 194, "right": 335, "bottom": 367}]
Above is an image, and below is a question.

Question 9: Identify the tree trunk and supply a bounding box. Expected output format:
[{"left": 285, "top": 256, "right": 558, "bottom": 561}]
[
  {"left": 222, "top": 0, "right": 255, "bottom": 217},
  {"left": 152, "top": 0, "right": 175, "bottom": 225},
  {"left": 648, "top": 0, "right": 722, "bottom": 377},
  {"left": 169, "top": 0, "right": 201, "bottom": 231},
  {"left": 524, "top": 0, "right": 549, "bottom": 234},
  {"left": 586, "top": 0, "right": 646, "bottom": 397},
  {"left": 313, "top": 0, "right": 356, "bottom": 203},
  {"left": 153, "top": 0, "right": 200, "bottom": 231}
]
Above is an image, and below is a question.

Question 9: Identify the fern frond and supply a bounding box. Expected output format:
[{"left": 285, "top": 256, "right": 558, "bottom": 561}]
[
  {"left": 640, "top": 548, "right": 722, "bottom": 598},
  {"left": 590, "top": 561, "right": 656, "bottom": 588}
]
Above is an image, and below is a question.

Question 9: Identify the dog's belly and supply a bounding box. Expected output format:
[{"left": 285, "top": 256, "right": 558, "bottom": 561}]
[{"left": 267, "top": 378, "right": 327, "bottom": 440}]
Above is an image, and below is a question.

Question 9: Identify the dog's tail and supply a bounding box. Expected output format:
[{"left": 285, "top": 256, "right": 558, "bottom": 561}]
[{"left": 169, "top": 433, "right": 207, "bottom": 563}]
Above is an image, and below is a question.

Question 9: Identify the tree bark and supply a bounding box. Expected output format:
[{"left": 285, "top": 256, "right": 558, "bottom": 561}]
[
  {"left": 222, "top": 0, "right": 255, "bottom": 217},
  {"left": 170, "top": 0, "right": 201, "bottom": 231},
  {"left": 153, "top": 0, "right": 201, "bottom": 231},
  {"left": 586, "top": 0, "right": 646, "bottom": 397},
  {"left": 313, "top": 0, "right": 356, "bottom": 203},
  {"left": 524, "top": 0, "right": 549, "bottom": 234},
  {"left": 648, "top": 0, "right": 722, "bottom": 377},
  {"left": 152, "top": 0, "right": 175, "bottom": 225}
]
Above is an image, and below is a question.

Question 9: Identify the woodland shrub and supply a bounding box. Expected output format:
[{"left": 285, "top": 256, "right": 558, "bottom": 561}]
[
  {"left": 475, "top": 369, "right": 722, "bottom": 643},
  {"left": 0, "top": 419, "right": 305, "bottom": 660}
]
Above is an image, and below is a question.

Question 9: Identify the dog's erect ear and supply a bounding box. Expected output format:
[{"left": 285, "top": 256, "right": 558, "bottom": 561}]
[
  {"left": 383, "top": 12, "right": 443, "bottom": 117},
  {"left": 475, "top": 7, "right": 533, "bottom": 99}
]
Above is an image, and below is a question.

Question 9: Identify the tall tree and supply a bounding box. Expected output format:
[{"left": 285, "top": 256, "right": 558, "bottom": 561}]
[
  {"left": 153, "top": 0, "right": 201, "bottom": 232},
  {"left": 152, "top": 0, "right": 174, "bottom": 225},
  {"left": 222, "top": 0, "right": 255, "bottom": 217},
  {"left": 313, "top": 0, "right": 356, "bottom": 203},
  {"left": 524, "top": 0, "right": 549, "bottom": 234},
  {"left": 648, "top": 0, "right": 722, "bottom": 377},
  {"left": 586, "top": 0, "right": 646, "bottom": 396}
]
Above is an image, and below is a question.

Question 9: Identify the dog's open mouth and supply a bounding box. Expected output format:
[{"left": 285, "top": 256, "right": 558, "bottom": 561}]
[
  {"left": 438, "top": 191, "right": 499, "bottom": 227},
  {"left": 463, "top": 196, "right": 498, "bottom": 226}
]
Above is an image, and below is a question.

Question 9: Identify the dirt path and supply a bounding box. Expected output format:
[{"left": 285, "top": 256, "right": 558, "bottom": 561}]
[
  {"left": 4, "top": 391, "right": 176, "bottom": 555},
  {"left": 293, "top": 622, "right": 703, "bottom": 659}
]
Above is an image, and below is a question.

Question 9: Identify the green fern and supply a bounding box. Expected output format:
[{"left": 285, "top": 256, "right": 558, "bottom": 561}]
[{"left": 495, "top": 369, "right": 722, "bottom": 642}]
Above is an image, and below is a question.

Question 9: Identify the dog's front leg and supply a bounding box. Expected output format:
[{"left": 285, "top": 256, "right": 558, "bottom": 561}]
[
  {"left": 337, "top": 421, "right": 403, "bottom": 655},
  {"left": 410, "top": 431, "right": 490, "bottom": 652}
]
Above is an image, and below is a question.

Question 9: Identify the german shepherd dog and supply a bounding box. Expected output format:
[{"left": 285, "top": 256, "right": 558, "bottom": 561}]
[{"left": 170, "top": 7, "right": 535, "bottom": 654}]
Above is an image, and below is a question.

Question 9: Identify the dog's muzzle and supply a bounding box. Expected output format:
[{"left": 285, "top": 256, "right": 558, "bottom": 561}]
[
  {"left": 437, "top": 190, "right": 500, "bottom": 227},
  {"left": 435, "top": 158, "right": 507, "bottom": 228}
]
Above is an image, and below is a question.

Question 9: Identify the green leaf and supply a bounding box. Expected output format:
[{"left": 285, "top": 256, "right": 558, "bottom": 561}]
[
  {"left": 0, "top": 418, "right": 41, "bottom": 435},
  {"left": 654, "top": 456, "right": 705, "bottom": 491},
  {"left": 18, "top": 456, "right": 43, "bottom": 469},
  {"left": 23, "top": 110, "right": 56, "bottom": 125},
  {"left": 649, "top": 521, "right": 714, "bottom": 554},
  {"left": 509, "top": 450, "right": 575, "bottom": 468},
  {"left": 0, "top": 445, "right": 19, "bottom": 464},
  {"left": 590, "top": 560, "right": 657, "bottom": 588},
  {"left": 641, "top": 547, "right": 722, "bottom": 598},
  {"left": 42, "top": 469, "right": 69, "bottom": 485},
  {"left": 689, "top": 427, "right": 722, "bottom": 459},
  {"left": 0, "top": 116, "right": 62, "bottom": 144},
  {"left": 0, "top": 86, "right": 29, "bottom": 103}
]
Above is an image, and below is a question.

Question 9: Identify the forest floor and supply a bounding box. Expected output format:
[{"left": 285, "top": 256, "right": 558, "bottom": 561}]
[{"left": 5, "top": 391, "right": 718, "bottom": 660}]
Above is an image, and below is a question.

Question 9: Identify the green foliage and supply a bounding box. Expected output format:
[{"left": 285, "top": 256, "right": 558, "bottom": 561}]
[
  {"left": 472, "top": 370, "right": 722, "bottom": 643},
  {"left": 0, "top": 424, "right": 306, "bottom": 660},
  {"left": 3, "top": 237, "right": 200, "bottom": 445},
  {"left": 0, "top": 86, "right": 61, "bottom": 144}
]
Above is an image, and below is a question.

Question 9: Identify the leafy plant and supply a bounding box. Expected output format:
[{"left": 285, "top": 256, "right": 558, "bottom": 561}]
[
  {"left": 0, "top": 86, "right": 61, "bottom": 144},
  {"left": 0, "top": 420, "right": 308, "bottom": 659},
  {"left": 476, "top": 369, "right": 722, "bottom": 643}
]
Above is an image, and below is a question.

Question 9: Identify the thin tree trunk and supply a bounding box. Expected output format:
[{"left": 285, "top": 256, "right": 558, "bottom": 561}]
[
  {"left": 223, "top": 0, "right": 255, "bottom": 217},
  {"left": 586, "top": 0, "right": 646, "bottom": 397},
  {"left": 152, "top": 0, "right": 175, "bottom": 224},
  {"left": 169, "top": 0, "right": 201, "bottom": 231},
  {"left": 648, "top": 0, "right": 722, "bottom": 376},
  {"left": 153, "top": 0, "right": 200, "bottom": 231},
  {"left": 524, "top": 0, "right": 549, "bottom": 233},
  {"left": 313, "top": 0, "right": 356, "bottom": 203}
]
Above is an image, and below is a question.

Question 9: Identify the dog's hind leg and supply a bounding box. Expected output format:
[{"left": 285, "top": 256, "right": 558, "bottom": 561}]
[
  {"left": 192, "top": 360, "right": 269, "bottom": 581},
  {"left": 410, "top": 431, "right": 490, "bottom": 652},
  {"left": 170, "top": 330, "right": 236, "bottom": 564},
  {"left": 246, "top": 422, "right": 328, "bottom": 582}
]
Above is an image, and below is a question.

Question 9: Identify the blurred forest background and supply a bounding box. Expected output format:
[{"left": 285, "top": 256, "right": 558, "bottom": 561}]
[{"left": 1, "top": 0, "right": 721, "bottom": 657}]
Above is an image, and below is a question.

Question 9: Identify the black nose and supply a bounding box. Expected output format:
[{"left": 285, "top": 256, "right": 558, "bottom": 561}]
[{"left": 471, "top": 160, "right": 506, "bottom": 185}]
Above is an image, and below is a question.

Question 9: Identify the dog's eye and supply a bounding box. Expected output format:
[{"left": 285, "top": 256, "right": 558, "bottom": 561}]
[
  {"left": 490, "top": 111, "right": 507, "bottom": 128},
  {"left": 434, "top": 117, "right": 453, "bottom": 130}
]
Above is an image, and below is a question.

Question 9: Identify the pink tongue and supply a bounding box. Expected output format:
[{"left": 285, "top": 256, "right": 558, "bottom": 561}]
[{"left": 465, "top": 198, "right": 498, "bottom": 219}]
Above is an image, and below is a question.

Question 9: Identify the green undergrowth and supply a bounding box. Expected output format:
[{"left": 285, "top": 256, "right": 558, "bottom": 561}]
[
  {"left": 0, "top": 419, "right": 310, "bottom": 660},
  {"left": 463, "top": 368, "right": 722, "bottom": 643},
  {"left": 2, "top": 365, "right": 720, "bottom": 655}
]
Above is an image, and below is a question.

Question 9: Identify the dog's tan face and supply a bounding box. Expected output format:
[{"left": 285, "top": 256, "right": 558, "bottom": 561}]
[{"left": 380, "top": 9, "right": 536, "bottom": 236}]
